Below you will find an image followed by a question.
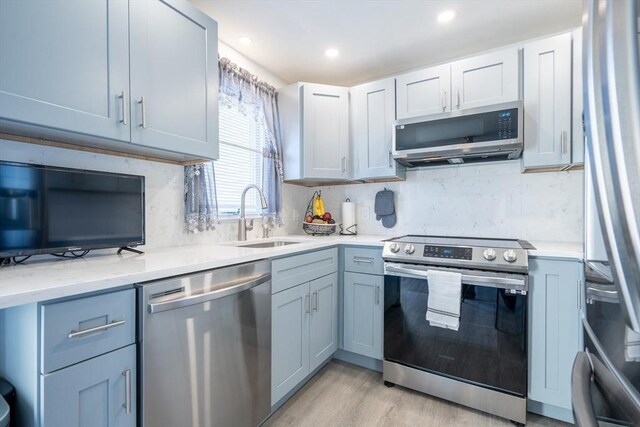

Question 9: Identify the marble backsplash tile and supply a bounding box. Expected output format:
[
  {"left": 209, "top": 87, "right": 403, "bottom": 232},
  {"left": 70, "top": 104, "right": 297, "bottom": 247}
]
[
  {"left": 2, "top": 140, "right": 583, "bottom": 249},
  {"left": 298, "top": 161, "right": 584, "bottom": 244}
]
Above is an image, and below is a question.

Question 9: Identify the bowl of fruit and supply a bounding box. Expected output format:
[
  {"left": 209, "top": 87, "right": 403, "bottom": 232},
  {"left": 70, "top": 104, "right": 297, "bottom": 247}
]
[{"left": 303, "top": 191, "right": 336, "bottom": 236}]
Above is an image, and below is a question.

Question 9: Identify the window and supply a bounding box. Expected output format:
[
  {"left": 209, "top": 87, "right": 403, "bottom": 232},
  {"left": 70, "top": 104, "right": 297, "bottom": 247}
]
[{"left": 216, "top": 105, "right": 267, "bottom": 216}]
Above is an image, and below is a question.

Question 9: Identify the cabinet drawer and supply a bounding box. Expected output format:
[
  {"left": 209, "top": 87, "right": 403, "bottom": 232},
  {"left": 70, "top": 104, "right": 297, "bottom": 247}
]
[
  {"left": 41, "top": 289, "right": 135, "bottom": 373},
  {"left": 272, "top": 248, "right": 338, "bottom": 294},
  {"left": 344, "top": 247, "right": 383, "bottom": 275}
]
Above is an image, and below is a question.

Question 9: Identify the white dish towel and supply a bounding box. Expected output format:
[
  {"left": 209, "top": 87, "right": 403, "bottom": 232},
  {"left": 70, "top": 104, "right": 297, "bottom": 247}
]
[
  {"left": 625, "top": 326, "right": 640, "bottom": 362},
  {"left": 426, "top": 270, "right": 462, "bottom": 331}
]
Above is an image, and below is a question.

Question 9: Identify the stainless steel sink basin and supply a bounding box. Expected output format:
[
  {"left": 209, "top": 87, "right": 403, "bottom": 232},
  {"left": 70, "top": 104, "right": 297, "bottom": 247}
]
[{"left": 236, "top": 240, "right": 302, "bottom": 249}]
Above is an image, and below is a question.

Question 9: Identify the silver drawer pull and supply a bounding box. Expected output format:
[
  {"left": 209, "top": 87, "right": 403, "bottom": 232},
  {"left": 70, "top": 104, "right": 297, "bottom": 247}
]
[
  {"left": 353, "top": 257, "right": 373, "bottom": 264},
  {"left": 68, "top": 319, "right": 126, "bottom": 339},
  {"left": 122, "top": 369, "right": 132, "bottom": 414}
]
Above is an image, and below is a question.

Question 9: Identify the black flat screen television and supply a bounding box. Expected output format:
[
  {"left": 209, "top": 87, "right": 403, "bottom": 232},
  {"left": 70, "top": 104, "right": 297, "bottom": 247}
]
[{"left": 0, "top": 161, "right": 145, "bottom": 257}]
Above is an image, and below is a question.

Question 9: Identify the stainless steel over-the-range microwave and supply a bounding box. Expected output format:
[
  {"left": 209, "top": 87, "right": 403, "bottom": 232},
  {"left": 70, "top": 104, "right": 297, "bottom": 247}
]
[{"left": 392, "top": 101, "right": 524, "bottom": 167}]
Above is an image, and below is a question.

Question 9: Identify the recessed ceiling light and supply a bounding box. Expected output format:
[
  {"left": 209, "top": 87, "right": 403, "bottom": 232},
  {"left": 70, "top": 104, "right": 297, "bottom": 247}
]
[
  {"left": 437, "top": 10, "right": 457, "bottom": 24},
  {"left": 239, "top": 36, "right": 252, "bottom": 45},
  {"left": 325, "top": 48, "right": 340, "bottom": 58}
]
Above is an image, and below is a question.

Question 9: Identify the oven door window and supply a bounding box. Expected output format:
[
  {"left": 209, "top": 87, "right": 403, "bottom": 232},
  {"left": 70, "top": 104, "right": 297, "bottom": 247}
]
[{"left": 384, "top": 275, "right": 527, "bottom": 396}]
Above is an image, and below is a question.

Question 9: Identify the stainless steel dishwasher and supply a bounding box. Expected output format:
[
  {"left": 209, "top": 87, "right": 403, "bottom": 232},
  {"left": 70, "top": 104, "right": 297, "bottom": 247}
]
[{"left": 138, "top": 260, "right": 271, "bottom": 427}]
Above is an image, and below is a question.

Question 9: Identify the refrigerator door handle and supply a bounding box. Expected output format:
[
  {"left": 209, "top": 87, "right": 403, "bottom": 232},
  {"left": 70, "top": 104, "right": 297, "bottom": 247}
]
[
  {"left": 583, "top": 0, "right": 640, "bottom": 332},
  {"left": 582, "top": 317, "right": 640, "bottom": 411}
]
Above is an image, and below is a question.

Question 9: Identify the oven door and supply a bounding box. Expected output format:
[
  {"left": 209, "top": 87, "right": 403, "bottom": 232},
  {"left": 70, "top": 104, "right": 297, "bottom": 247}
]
[{"left": 383, "top": 262, "right": 528, "bottom": 397}]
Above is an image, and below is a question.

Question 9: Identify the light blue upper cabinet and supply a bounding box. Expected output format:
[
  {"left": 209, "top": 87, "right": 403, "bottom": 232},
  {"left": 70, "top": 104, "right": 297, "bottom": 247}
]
[
  {"left": 129, "top": 0, "right": 218, "bottom": 160},
  {"left": 343, "top": 272, "right": 383, "bottom": 360},
  {"left": 278, "top": 83, "right": 350, "bottom": 182},
  {"left": 0, "top": 0, "right": 130, "bottom": 141},
  {"left": 528, "top": 257, "right": 583, "bottom": 421},
  {"left": 523, "top": 33, "right": 572, "bottom": 169},
  {"left": 309, "top": 272, "right": 338, "bottom": 372},
  {"left": 0, "top": 0, "right": 218, "bottom": 162},
  {"left": 352, "top": 78, "right": 405, "bottom": 181},
  {"left": 451, "top": 47, "right": 520, "bottom": 110},
  {"left": 396, "top": 64, "right": 451, "bottom": 119}
]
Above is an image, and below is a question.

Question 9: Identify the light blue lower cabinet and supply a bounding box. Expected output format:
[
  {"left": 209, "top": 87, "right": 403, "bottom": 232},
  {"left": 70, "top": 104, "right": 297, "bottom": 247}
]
[
  {"left": 41, "top": 344, "right": 136, "bottom": 427},
  {"left": 271, "top": 283, "right": 310, "bottom": 406},
  {"left": 528, "top": 257, "right": 583, "bottom": 421},
  {"left": 309, "top": 272, "right": 339, "bottom": 372},
  {"left": 343, "top": 272, "right": 383, "bottom": 360},
  {"left": 271, "top": 271, "right": 338, "bottom": 407}
]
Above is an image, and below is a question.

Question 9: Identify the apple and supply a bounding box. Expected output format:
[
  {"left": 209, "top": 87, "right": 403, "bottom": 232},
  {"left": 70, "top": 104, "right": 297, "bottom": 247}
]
[
  {"left": 305, "top": 215, "right": 313, "bottom": 223},
  {"left": 322, "top": 212, "right": 332, "bottom": 221}
]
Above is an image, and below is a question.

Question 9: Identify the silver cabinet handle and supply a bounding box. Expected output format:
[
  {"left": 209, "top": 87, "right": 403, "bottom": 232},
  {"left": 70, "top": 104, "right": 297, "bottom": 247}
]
[
  {"left": 341, "top": 156, "right": 346, "bottom": 173},
  {"left": 305, "top": 294, "right": 310, "bottom": 314},
  {"left": 138, "top": 96, "right": 147, "bottom": 128},
  {"left": 312, "top": 291, "right": 318, "bottom": 312},
  {"left": 68, "top": 319, "right": 125, "bottom": 339},
  {"left": 118, "top": 91, "right": 127, "bottom": 125},
  {"left": 442, "top": 90, "right": 446, "bottom": 111},
  {"left": 577, "top": 280, "right": 582, "bottom": 310},
  {"left": 353, "top": 257, "right": 373, "bottom": 264},
  {"left": 148, "top": 272, "right": 270, "bottom": 313},
  {"left": 561, "top": 131, "right": 568, "bottom": 154},
  {"left": 388, "top": 150, "right": 393, "bottom": 168},
  {"left": 122, "top": 369, "right": 131, "bottom": 415},
  {"left": 376, "top": 286, "right": 380, "bottom": 305},
  {"left": 456, "top": 89, "right": 460, "bottom": 108}
]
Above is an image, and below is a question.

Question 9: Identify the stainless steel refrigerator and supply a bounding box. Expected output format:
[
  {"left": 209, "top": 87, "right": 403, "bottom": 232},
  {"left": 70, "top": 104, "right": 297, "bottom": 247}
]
[{"left": 573, "top": 0, "right": 640, "bottom": 425}]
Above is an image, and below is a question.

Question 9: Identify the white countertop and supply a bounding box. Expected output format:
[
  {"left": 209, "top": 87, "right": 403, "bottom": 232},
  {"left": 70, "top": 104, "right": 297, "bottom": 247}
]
[
  {"left": 528, "top": 241, "right": 583, "bottom": 260},
  {"left": 0, "top": 235, "right": 583, "bottom": 310},
  {"left": 0, "top": 235, "right": 383, "bottom": 310}
]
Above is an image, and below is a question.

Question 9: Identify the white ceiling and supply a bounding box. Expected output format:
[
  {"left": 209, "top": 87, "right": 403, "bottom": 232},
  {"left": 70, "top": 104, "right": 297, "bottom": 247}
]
[{"left": 191, "top": 0, "right": 583, "bottom": 87}]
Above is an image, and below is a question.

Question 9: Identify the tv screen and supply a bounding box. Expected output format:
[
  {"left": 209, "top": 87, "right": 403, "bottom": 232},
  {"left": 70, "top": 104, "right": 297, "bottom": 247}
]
[{"left": 0, "top": 161, "right": 145, "bottom": 257}]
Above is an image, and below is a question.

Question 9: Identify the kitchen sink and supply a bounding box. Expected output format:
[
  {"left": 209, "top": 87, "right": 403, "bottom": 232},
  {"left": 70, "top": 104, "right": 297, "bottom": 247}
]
[{"left": 235, "top": 240, "right": 302, "bottom": 249}]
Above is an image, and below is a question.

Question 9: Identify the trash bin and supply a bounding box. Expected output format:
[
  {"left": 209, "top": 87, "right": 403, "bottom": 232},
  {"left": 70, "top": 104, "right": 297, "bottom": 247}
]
[{"left": 0, "top": 379, "right": 15, "bottom": 427}]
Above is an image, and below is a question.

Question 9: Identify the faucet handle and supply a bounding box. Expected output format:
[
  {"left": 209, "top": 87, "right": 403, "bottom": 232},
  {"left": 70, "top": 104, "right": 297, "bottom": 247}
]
[
  {"left": 262, "top": 222, "right": 271, "bottom": 239},
  {"left": 246, "top": 218, "right": 254, "bottom": 232}
]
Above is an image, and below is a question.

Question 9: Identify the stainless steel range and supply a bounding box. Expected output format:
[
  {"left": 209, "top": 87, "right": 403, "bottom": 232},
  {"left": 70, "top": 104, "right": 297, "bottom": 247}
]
[{"left": 382, "top": 235, "right": 534, "bottom": 425}]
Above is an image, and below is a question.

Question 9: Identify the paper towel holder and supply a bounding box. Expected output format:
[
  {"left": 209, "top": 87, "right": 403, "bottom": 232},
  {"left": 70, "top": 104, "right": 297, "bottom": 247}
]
[{"left": 339, "top": 198, "right": 357, "bottom": 235}]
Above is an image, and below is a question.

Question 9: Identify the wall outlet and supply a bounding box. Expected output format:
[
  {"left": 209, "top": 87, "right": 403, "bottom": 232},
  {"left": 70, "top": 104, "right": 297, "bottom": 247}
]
[
  {"left": 360, "top": 206, "right": 370, "bottom": 221},
  {"left": 292, "top": 208, "right": 300, "bottom": 222}
]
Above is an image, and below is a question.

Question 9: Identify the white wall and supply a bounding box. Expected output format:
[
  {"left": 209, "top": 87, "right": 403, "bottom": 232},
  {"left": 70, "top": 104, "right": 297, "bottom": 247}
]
[
  {"left": 218, "top": 41, "right": 288, "bottom": 88},
  {"left": 298, "top": 161, "right": 584, "bottom": 244}
]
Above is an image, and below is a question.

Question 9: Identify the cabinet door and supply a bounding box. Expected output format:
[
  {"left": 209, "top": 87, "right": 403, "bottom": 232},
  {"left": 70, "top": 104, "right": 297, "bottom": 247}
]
[
  {"left": 302, "top": 83, "right": 350, "bottom": 179},
  {"left": 396, "top": 64, "right": 450, "bottom": 119},
  {"left": 0, "top": 0, "right": 130, "bottom": 141},
  {"left": 352, "top": 78, "right": 404, "bottom": 180},
  {"left": 272, "top": 283, "right": 310, "bottom": 405},
  {"left": 528, "top": 258, "right": 583, "bottom": 411},
  {"left": 309, "top": 272, "right": 339, "bottom": 372},
  {"left": 129, "top": 0, "right": 218, "bottom": 160},
  {"left": 451, "top": 48, "right": 520, "bottom": 110},
  {"left": 523, "top": 34, "right": 572, "bottom": 168},
  {"left": 343, "top": 272, "right": 383, "bottom": 359},
  {"left": 41, "top": 344, "right": 136, "bottom": 427}
]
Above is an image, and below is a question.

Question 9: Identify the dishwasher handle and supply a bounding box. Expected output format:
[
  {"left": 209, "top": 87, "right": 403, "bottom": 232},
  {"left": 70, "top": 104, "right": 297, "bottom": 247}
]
[{"left": 147, "top": 272, "right": 270, "bottom": 314}]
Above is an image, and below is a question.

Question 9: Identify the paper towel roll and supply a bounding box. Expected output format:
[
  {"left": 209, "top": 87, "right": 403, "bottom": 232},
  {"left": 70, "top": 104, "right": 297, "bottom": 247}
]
[{"left": 340, "top": 200, "right": 357, "bottom": 235}]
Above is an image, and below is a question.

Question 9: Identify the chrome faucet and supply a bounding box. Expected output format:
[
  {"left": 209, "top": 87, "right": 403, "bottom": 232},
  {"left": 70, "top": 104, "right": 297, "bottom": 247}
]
[{"left": 238, "top": 184, "right": 268, "bottom": 241}]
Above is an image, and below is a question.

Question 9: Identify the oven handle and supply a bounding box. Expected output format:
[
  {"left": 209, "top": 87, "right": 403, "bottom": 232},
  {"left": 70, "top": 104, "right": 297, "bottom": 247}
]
[{"left": 384, "top": 262, "right": 528, "bottom": 292}]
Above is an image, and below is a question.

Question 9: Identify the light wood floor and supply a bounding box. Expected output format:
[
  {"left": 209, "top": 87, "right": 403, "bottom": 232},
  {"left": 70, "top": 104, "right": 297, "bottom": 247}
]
[{"left": 264, "top": 360, "right": 569, "bottom": 427}]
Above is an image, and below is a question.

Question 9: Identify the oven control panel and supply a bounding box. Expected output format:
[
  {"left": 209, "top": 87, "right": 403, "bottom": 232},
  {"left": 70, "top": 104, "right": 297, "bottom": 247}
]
[{"left": 423, "top": 245, "right": 473, "bottom": 260}]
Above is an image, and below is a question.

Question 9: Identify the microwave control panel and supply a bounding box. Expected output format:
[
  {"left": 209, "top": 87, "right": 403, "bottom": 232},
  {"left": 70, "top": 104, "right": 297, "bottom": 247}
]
[
  {"left": 497, "top": 110, "right": 515, "bottom": 139},
  {"left": 423, "top": 245, "right": 473, "bottom": 260}
]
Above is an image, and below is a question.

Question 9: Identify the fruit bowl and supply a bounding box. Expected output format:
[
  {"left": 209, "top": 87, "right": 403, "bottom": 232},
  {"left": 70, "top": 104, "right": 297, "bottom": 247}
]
[{"left": 302, "top": 222, "right": 336, "bottom": 236}]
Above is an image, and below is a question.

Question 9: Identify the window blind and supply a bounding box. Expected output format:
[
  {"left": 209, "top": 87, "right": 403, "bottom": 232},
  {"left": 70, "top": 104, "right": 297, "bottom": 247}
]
[{"left": 216, "top": 106, "right": 266, "bottom": 216}]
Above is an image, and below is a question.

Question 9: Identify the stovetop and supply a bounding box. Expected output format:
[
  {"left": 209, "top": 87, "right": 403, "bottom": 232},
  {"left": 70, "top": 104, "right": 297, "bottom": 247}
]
[{"left": 383, "top": 235, "right": 534, "bottom": 273}]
